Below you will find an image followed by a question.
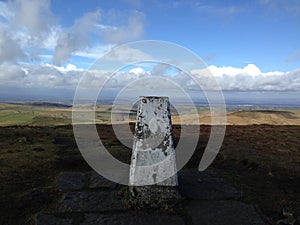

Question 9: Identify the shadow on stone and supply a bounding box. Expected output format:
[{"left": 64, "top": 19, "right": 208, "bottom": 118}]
[
  {"left": 186, "top": 200, "right": 265, "bottom": 225},
  {"left": 88, "top": 171, "right": 117, "bottom": 189},
  {"left": 35, "top": 213, "right": 72, "bottom": 225},
  {"left": 178, "top": 168, "right": 242, "bottom": 200},
  {"left": 56, "top": 172, "right": 85, "bottom": 191}
]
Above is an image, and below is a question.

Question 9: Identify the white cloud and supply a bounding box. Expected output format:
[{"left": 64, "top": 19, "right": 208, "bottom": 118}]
[
  {"left": 193, "top": 64, "right": 284, "bottom": 77},
  {"left": 0, "top": 31, "right": 25, "bottom": 62},
  {"left": 0, "top": 0, "right": 57, "bottom": 63},
  {"left": 0, "top": 63, "right": 299, "bottom": 96},
  {"left": 191, "top": 64, "right": 299, "bottom": 91},
  {"left": 0, "top": 63, "right": 83, "bottom": 89},
  {"left": 0, "top": 64, "right": 27, "bottom": 81},
  {"left": 49, "top": 63, "right": 84, "bottom": 73},
  {"left": 102, "top": 45, "right": 153, "bottom": 63},
  {"left": 53, "top": 10, "right": 101, "bottom": 65},
  {"left": 103, "top": 10, "right": 144, "bottom": 44},
  {"left": 9, "top": 0, "right": 56, "bottom": 35},
  {"left": 53, "top": 9, "right": 145, "bottom": 65},
  {"left": 151, "top": 63, "right": 171, "bottom": 76},
  {"left": 42, "top": 27, "right": 61, "bottom": 50},
  {"left": 74, "top": 44, "right": 115, "bottom": 59},
  {"left": 128, "top": 67, "right": 149, "bottom": 75},
  {"left": 0, "top": 0, "right": 145, "bottom": 65}
]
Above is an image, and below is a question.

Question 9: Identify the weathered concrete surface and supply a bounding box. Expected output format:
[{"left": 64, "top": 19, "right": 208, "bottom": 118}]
[
  {"left": 56, "top": 172, "right": 85, "bottom": 191},
  {"left": 186, "top": 200, "right": 266, "bottom": 225},
  {"left": 35, "top": 213, "right": 73, "bottom": 225},
  {"left": 89, "top": 171, "right": 117, "bottom": 189},
  {"left": 130, "top": 96, "right": 177, "bottom": 186},
  {"left": 80, "top": 213, "right": 185, "bottom": 225},
  {"left": 59, "top": 191, "right": 125, "bottom": 212},
  {"left": 178, "top": 168, "right": 242, "bottom": 200}
]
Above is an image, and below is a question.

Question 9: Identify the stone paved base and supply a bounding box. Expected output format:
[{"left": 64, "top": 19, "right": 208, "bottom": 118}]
[
  {"left": 56, "top": 172, "right": 85, "bottom": 191},
  {"left": 80, "top": 213, "right": 185, "bottom": 225},
  {"left": 35, "top": 169, "right": 266, "bottom": 225},
  {"left": 35, "top": 213, "right": 73, "bottom": 225},
  {"left": 178, "top": 169, "right": 242, "bottom": 200},
  {"left": 187, "top": 200, "right": 264, "bottom": 225},
  {"left": 89, "top": 171, "right": 117, "bottom": 188},
  {"left": 59, "top": 191, "right": 124, "bottom": 212}
]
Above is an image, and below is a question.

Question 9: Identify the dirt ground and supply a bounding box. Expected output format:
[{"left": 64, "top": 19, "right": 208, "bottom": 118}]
[{"left": 0, "top": 124, "right": 299, "bottom": 224}]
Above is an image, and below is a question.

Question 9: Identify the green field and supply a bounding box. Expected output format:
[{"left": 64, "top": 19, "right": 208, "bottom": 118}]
[{"left": 0, "top": 113, "right": 34, "bottom": 125}]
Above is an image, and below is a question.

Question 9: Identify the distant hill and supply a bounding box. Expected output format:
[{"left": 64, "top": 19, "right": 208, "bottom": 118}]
[{"left": 30, "top": 102, "right": 72, "bottom": 108}]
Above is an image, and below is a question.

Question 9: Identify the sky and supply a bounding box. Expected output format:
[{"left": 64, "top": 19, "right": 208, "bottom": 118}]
[{"left": 0, "top": 0, "right": 299, "bottom": 105}]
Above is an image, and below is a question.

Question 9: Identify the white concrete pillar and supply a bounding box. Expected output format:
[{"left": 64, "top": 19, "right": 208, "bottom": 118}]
[{"left": 129, "top": 96, "right": 178, "bottom": 186}]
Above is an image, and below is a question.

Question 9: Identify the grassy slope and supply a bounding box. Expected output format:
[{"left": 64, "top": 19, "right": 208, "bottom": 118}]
[{"left": 0, "top": 103, "right": 71, "bottom": 126}]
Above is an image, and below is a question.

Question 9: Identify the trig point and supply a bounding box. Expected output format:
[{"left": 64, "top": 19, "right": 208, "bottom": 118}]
[
  {"left": 128, "top": 96, "right": 182, "bottom": 210},
  {"left": 130, "top": 96, "right": 178, "bottom": 186}
]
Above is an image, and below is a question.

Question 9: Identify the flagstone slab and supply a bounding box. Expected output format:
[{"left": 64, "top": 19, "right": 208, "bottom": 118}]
[
  {"left": 56, "top": 172, "right": 85, "bottom": 191},
  {"left": 58, "top": 191, "right": 125, "bottom": 212},
  {"left": 35, "top": 213, "right": 73, "bottom": 225},
  {"left": 178, "top": 168, "right": 242, "bottom": 200},
  {"left": 186, "top": 200, "right": 266, "bottom": 225},
  {"left": 89, "top": 171, "right": 117, "bottom": 189},
  {"left": 80, "top": 213, "right": 185, "bottom": 225}
]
